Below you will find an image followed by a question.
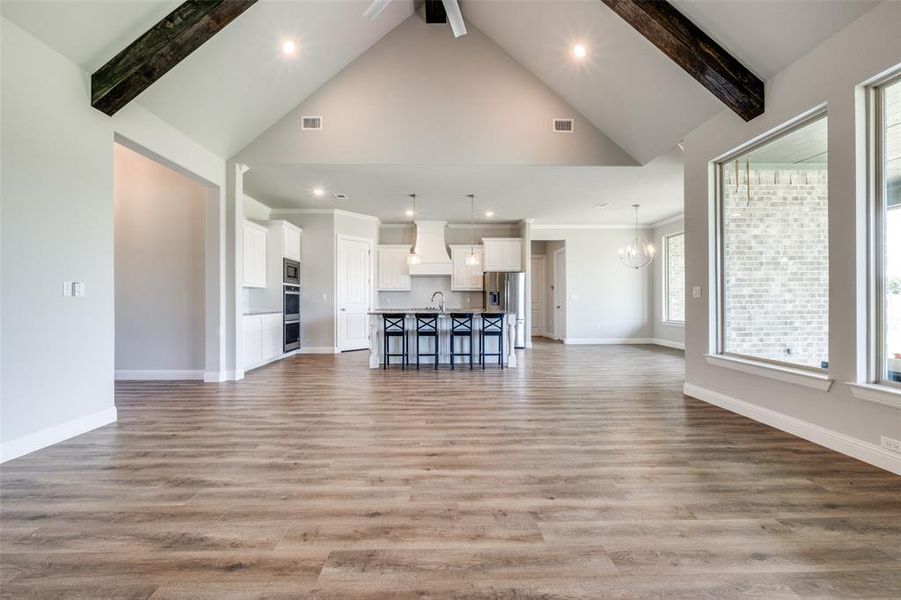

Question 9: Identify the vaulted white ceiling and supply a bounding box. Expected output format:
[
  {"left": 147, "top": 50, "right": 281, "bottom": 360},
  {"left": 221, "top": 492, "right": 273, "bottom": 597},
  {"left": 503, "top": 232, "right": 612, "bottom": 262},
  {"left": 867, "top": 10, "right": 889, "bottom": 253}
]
[{"left": 0, "top": 0, "right": 879, "bottom": 223}]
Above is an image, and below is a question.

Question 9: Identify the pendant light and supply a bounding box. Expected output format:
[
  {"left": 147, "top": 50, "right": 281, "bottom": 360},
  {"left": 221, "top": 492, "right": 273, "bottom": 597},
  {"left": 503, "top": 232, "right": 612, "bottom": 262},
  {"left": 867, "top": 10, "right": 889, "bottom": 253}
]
[
  {"left": 407, "top": 193, "right": 421, "bottom": 266},
  {"left": 465, "top": 194, "right": 480, "bottom": 266},
  {"left": 618, "top": 204, "right": 655, "bottom": 269}
]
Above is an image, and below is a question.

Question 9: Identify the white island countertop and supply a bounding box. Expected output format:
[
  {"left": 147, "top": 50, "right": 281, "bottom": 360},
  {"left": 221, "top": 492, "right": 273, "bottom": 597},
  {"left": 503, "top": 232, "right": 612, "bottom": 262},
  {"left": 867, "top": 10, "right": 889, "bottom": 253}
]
[{"left": 368, "top": 310, "right": 517, "bottom": 368}]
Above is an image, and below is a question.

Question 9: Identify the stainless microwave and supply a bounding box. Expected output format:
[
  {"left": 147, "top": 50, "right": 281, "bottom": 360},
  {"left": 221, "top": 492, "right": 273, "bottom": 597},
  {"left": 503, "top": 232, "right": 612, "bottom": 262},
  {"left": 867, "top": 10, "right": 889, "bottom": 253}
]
[{"left": 283, "top": 258, "right": 300, "bottom": 285}]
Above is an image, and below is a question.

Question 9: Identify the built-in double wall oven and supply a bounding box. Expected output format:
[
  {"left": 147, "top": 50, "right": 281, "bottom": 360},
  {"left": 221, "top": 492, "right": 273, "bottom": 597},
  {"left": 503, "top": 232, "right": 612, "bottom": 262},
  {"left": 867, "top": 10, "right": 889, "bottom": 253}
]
[{"left": 283, "top": 258, "right": 301, "bottom": 352}]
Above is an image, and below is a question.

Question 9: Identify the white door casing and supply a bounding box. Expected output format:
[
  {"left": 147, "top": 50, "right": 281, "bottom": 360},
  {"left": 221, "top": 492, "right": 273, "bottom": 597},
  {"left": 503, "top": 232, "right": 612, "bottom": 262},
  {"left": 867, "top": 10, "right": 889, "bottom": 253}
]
[
  {"left": 337, "top": 236, "right": 372, "bottom": 351},
  {"left": 530, "top": 255, "right": 546, "bottom": 336},
  {"left": 553, "top": 248, "right": 566, "bottom": 341}
]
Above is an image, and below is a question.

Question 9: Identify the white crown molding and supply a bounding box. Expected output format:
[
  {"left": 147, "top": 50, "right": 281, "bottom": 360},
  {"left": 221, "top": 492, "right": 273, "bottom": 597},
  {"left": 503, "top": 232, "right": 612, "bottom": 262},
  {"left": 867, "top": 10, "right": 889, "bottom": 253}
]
[
  {"left": 1, "top": 407, "right": 117, "bottom": 463},
  {"left": 650, "top": 213, "right": 685, "bottom": 228},
  {"left": 683, "top": 383, "right": 901, "bottom": 476},
  {"left": 533, "top": 223, "right": 639, "bottom": 230},
  {"left": 379, "top": 222, "right": 516, "bottom": 229},
  {"left": 269, "top": 208, "right": 381, "bottom": 224}
]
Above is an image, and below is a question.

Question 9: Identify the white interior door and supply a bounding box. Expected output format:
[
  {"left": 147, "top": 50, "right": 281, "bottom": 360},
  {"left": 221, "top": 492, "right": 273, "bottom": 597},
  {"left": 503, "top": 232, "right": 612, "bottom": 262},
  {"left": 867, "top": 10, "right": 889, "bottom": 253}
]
[
  {"left": 553, "top": 249, "right": 566, "bottom": 341},
  {"left": 530, "top": 255, "right": 546, "bottom": 337},
  {"left": 337, "top": 237, "right": 371, "bottom": 351}
]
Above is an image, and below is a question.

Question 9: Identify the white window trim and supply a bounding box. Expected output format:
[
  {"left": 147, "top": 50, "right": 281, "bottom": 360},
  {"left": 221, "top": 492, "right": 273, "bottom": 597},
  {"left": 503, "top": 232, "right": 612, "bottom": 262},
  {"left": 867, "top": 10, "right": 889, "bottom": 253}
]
[
  {"left": 662, "top": 231, "right": 685, "bottom": 325},
  {"left": 847, "top": 382, "right": 901, "bottom": 410},
  {"left": 705, "top": 353, "right": 834, "bottom": 391},
  {"left": 712, "top": 109, "right": 829, "bottom": 372}
]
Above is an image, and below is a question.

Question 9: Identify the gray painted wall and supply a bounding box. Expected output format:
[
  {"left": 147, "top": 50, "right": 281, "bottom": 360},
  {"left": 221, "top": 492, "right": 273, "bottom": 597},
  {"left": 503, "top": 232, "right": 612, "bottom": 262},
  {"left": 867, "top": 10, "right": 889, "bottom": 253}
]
[
  {"left": 532, "top": 228, "right": 653, "bottom": 341},
  {"left": 235, "top": 17, "right": 634, "bottom": 167},
  {"left": 1, "top": 18, "right": 228, "bottom": 459},
  {"left": 682, "top": 2, "right": 901, "bottom": 461},
  {"left": 114, "top": 144, "right": 206, "bottom": 373}
]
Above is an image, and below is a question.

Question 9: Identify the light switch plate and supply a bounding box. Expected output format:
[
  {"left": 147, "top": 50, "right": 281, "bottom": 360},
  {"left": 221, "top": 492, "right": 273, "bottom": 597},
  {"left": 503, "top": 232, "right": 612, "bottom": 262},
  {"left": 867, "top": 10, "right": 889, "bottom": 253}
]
[
  {"left": 692, "top": 286, "right": 703, "bottom": 298},
  {"left": 63, "top": 281, "right": 73, "bottom": 297},
  {"left": 73, "top": 282, "right": 85, "bottom": 297}
]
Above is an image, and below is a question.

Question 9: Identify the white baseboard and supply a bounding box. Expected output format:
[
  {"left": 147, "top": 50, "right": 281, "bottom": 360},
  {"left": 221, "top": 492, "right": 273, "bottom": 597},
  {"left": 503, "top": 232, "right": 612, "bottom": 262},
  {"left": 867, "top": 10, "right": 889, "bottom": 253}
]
[
  {"left": 564, "top": 337, "right": 655, "bottom": 345},
  {"left": 650, "top": 338, "right": 685, "bottom": 350},
  {"left": 115, "top": 369, "right": 203, "bottom": 381},
  {"left": 1, "top": 407, "right": 118, "bottom": 463},
  {"left": 299, "top": 346, "right": 340, "bottom": 354},
  {"left": 683, "top": 382, "right": 901, "bottom": 476},
  {"left": 204, "top": 370, "right": 227, "bottom": 383}
]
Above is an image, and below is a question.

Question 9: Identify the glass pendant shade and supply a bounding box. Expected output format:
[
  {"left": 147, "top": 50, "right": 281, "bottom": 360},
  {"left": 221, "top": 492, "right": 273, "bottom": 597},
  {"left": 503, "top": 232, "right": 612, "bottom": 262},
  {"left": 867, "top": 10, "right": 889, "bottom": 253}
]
[
  {"left": 407, "top": 193, "right": 420, "bottom": 265},
  {"left": 465, "top": 250, "right": 480, "bottom": 266},
  {"left": 618, "top": 204, "right": 655, "bottom": 269}
]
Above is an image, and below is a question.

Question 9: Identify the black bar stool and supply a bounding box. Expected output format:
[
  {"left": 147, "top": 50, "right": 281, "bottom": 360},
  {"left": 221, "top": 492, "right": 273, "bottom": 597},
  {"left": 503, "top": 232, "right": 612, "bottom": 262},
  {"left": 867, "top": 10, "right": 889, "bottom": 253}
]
[
  {"left": 382, "top": 314, "right": 407, "bottom": 369},
  {"left": 450, "top": 313, "right": 474, "bottom": 370},
  {"left": 414, "top": 313, "right": 439, "bottom": 370},
  {"left": 480, "top": 314, "right": 505, "bottom": 369}
]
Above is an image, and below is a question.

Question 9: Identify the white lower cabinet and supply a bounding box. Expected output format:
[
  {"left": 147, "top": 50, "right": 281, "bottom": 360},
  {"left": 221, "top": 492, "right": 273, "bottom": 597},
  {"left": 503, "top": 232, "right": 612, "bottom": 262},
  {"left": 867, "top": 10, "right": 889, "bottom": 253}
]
[
  {"left": 243, "top": 313, "right": 284, "bottom": 370},
  {"left": 450, "top": 245, "right": 483, "bottom": 290}
]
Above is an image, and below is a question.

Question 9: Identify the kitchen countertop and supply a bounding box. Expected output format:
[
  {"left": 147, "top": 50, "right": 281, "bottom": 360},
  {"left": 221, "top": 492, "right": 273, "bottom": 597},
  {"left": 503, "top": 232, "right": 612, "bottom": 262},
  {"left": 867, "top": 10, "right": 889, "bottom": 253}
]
[{"left": 369, "top": 309, "right": 514, "bottom": 315}]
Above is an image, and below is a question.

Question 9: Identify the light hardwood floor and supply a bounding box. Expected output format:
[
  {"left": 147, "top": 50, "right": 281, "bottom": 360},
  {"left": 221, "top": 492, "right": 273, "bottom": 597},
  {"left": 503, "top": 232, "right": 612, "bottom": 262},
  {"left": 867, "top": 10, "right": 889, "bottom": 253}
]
[{"left": 2, "top": 341, "right": 900, "bottom": 599}]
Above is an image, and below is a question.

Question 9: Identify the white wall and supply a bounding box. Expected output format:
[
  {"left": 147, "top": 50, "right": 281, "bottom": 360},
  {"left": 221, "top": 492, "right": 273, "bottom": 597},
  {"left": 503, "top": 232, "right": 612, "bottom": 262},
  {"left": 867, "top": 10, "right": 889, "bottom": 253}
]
[
  {"left": 114, "top": 144, "right": 206, "bottom": 378},
  {"left": 651, "top": 216, "right": 685, "bottom": 349},
  {"left": 243, "top": 194, "right": 271, "bottom": 221},
  {"left": 682, "top": 1, "right": 901, "bottom": 474},
  {"left": 532, "top": 227, "right": 653, "bottom": 343},
  {"left": 1, "top": 18, "right": 228, "bottom": 461}
]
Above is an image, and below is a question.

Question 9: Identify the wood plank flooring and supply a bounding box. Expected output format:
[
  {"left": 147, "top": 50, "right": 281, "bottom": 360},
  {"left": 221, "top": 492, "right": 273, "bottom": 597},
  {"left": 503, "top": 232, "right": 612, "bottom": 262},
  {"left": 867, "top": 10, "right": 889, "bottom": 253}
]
[{"left": 2, "top": 340, "right": 900, "bottom": 599}]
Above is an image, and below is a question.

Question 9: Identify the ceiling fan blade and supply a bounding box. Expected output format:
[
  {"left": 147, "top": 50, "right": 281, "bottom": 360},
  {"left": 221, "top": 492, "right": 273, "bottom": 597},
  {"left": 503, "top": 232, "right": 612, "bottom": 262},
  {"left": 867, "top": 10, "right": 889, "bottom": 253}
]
[
  {"left": 441, "top": 0, "right": 467, "bottom": 37},
  {"left": 364, "top": 0, "right": 391, "bottom": 20}
]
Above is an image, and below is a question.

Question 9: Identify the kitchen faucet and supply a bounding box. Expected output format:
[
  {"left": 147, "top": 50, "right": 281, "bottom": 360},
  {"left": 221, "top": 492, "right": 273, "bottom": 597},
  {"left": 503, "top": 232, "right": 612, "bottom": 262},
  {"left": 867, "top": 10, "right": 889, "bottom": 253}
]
[{"left": 431, "top": 291, "right": 445, "bottom": 313}]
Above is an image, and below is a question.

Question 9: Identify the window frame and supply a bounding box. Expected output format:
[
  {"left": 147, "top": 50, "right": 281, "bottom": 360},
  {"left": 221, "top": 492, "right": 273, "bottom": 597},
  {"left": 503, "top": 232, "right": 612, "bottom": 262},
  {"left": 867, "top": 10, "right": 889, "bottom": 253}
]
[
  {"left": 869, "top": 72, "right": 901, "bottom": 389},
  {"left": 662, "top": 230, "right": 685, "bottom": 325},
  {"left": 714, "top": 109, "right": 829, "bottom": 374}
]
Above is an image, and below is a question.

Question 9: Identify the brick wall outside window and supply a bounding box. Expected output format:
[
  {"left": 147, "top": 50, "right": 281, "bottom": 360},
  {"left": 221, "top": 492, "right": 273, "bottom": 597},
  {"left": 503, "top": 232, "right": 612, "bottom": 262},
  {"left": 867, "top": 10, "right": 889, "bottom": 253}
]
[
  {"left": 722, "top": 167, "right": 829, "bottom": 368},
  {"left": 665, "top": 233, "right": 685, "bottom": 322}
]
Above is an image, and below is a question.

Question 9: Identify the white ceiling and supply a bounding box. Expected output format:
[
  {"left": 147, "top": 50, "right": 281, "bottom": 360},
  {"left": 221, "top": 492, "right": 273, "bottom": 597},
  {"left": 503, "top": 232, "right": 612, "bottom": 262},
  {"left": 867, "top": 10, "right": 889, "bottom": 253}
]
[
  {"left": 243, "top": 147, "right": 684, "bottom": 225},
  {"left": 671, "top": 0, "right": 879, "bottom": 80}
]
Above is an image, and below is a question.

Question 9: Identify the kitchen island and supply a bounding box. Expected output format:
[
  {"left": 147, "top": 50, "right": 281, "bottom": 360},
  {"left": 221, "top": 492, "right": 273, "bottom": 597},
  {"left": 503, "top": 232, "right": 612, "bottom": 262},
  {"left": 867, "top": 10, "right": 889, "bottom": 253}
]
[{"left": 368, "top": 310, "right": 518, "bottom": 368}]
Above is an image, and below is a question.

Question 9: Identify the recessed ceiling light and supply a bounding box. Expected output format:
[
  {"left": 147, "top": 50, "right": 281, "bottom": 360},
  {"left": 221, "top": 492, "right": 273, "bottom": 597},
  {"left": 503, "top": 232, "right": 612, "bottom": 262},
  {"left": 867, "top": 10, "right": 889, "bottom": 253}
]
[
  {"left": 573, "top": 43, "right": 587, "bottom": 59},
  {"left": 405, "top": 209, "right": 415, "bottom": 217},
  {"left": 313, "top": 187, "right": 325, "bottom": 197},
  {"left": 282, "top": 40, "right": 296, "bottom": 55},
  {"left": 594, "top": 202, "right": 609, "bottom": 209},
  {"left": 485, "top": 210, "right": 495, "bottom": 218}
]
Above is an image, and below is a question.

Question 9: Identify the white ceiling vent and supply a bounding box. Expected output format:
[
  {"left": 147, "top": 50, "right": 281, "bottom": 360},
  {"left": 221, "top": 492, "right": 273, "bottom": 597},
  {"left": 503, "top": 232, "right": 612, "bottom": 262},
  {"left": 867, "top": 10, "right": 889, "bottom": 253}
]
[
  {"left": 301, "top": 116, "right": 322, "bottom": 130},
  {"left": 553, "top": 118, "right": 574, "bottom": 133}
]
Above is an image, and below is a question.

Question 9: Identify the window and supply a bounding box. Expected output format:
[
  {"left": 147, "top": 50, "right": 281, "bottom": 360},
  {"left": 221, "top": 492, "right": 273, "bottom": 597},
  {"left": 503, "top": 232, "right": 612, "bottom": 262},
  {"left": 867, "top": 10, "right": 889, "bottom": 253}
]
[
  {"left": 664, "top": 232, "right": 685, "bottom": 323},
  {"left": 874, "top": 76, "right": 901, "bottom": 385},
  {"left": 716, "top": 113, "right": 829, "bottom": 370}
]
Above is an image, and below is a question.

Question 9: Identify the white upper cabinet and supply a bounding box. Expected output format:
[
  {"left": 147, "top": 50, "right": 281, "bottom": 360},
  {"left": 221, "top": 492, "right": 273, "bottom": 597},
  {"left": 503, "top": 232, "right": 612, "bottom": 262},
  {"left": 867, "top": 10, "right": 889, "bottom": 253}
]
[
  {"left": 377, "top": 245, "right": 411, "bottom": 291},
  {"left": 450, "top": 245, "right": 483, "bottom": 290},
  {"left": 482, "top": 238, "right": 523, "bottom": 272},
  {"left": 243, "top": 220, "right": 268, "bottom": 288},
  {"left": 281, "top": 222, "right": 302, "bottom": 262}
]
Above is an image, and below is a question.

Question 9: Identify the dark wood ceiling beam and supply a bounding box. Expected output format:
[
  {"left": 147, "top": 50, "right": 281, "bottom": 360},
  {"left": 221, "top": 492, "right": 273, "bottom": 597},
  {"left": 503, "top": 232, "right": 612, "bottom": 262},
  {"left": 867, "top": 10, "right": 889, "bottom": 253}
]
[
  {"left": 91, "top": 0, "right": 257, "bottom": 116},
  {"left": 600, "top": 0, "right": 764, "bottom": 121},
  {"left": 425, "top": 0, "right": 447, "bottom": 24}
]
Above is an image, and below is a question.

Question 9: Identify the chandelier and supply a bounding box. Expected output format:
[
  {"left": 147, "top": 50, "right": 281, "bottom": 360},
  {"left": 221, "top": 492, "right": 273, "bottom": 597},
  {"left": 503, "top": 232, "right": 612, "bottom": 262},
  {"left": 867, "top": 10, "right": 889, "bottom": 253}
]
[
  {"left": 407, "top": 193, "right": 421, "bottom": 265},
  {"left": 465, "top": 194, "right": 480, "bottom": 266},
  {"left": 618, "top": 204, "right": 655, "bottom": 269}
]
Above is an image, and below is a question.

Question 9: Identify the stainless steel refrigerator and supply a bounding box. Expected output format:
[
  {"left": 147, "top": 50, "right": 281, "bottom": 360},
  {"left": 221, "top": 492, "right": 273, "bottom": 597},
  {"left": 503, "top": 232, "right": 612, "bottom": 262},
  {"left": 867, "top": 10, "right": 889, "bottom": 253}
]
[{"left": 483, "top": 271, "right": 526, "bottom": 348}]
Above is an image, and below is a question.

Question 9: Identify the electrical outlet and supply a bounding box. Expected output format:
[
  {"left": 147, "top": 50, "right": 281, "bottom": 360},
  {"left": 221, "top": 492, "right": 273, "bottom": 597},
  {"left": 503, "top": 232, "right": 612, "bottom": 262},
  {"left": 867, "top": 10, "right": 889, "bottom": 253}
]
[
  {"left": 881, "top": 436, "right": 901, "bottom": 454},
  {"left": 692, "top": 286, "right": 703, "bottom": 299}
]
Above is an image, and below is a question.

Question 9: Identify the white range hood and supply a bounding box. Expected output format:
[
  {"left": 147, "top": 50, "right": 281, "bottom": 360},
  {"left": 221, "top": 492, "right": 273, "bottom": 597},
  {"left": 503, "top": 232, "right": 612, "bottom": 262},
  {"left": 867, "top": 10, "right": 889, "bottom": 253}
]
[{"left": 409, "top": 220, "right": 452, "bottom": 276}]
